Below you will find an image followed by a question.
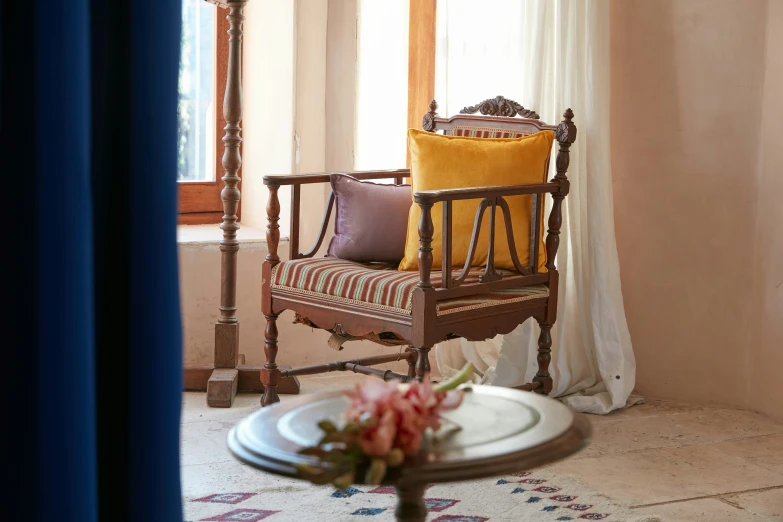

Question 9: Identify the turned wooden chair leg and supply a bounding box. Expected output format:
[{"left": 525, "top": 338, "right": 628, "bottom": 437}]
[
  {"left": 405, "top": 347, "right": 417, "bottom": 380},
  {"left": 533, "top": 321, "right": 553, "bottom": 395},
  {"left": 260, "top": 313, "right": 281, "bottom": 406},
  {"left": 414, "top": 346, "right": 431, "bottom": 382}
]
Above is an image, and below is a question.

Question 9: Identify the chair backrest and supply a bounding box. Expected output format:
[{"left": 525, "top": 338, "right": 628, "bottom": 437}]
[{"left": 420, "top": 95, "right": 557, "bottom": 276}]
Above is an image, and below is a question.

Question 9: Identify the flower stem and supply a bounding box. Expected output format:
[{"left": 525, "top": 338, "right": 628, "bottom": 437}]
[{"left": 433, "top": 362, "right": 474, "bottom": 392}]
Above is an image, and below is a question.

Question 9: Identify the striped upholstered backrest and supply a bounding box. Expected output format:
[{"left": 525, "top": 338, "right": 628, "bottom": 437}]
[{"left": 450, "top": 126, "right": 534, "bottom": 139}]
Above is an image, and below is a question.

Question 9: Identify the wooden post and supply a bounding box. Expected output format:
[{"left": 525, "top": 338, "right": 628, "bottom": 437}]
[
  {"left": 536, "top": 109, "right": 576, "bottom": 395},
  {"left": 544, "top": 109, "right": 576, "bottom": 271},
  {"left": 207, "top": 0, "right": 248, "bottom": 408}
]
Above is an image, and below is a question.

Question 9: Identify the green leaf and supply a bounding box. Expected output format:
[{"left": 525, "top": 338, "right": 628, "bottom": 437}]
[
  {"left": 318, "top": 419, "right": 338, "bottom": 433},
  {"left": 298, "top": 447, "right": 328, "bottom": 457}
]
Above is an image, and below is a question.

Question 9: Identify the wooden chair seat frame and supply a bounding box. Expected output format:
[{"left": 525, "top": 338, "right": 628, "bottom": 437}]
[{"left": 260, "top": 97, "right": 576, "bottom": 406}]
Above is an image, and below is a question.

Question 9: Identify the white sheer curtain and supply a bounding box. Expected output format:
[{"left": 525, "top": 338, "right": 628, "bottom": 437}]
[{"left": 434, "top": 0, "right": 638, "bottom": 414}]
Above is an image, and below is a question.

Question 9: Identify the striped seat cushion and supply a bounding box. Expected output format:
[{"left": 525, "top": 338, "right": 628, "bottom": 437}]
[
  {"left": 451, "top": 126, "right": 533, "bottom": 139},
  {"left": 271, "top": 257, "right": 548, "bottom": 316}
]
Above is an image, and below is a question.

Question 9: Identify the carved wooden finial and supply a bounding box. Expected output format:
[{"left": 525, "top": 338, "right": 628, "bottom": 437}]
[
  {"left": 460, "top": 95, "right": 539, "bottom": 119},
  {"left": 422, "top": 100, "right": 439, "bottom": 131},
  {"left": 555, "top": 108, "right": 577, "bottom": 144}
]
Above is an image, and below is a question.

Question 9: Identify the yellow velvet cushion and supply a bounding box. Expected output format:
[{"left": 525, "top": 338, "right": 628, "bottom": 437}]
[{"left": 399, "top": 128, "right": 554, "bottom": 272}]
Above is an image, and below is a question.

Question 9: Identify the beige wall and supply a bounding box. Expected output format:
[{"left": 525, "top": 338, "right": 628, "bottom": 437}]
[
  {"left": 242, "top": 0, "right": 296, "bottom": 233},
  {"left": 325, "top": 0, "right": 358, "bottom": 172},
  {"left": 749, "top": 0, "right": 783, "bottom": 419},
  {"left": 611, "top": 0, "right": 782, "bottom": 419},
  {"left": 293, "top": 0, "right": 329, "bottom": 251}
]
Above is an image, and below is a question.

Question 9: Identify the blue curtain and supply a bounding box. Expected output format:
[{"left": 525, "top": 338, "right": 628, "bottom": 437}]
[{"left": 2, "top": 1, "right": 184, "bottom": 521}]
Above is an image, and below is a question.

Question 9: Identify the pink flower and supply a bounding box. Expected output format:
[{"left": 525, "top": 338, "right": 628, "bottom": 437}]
[
  {"left": 343, "top": 377, "right": 464, "bottom": 458},
  {"left": 357, "top": 409, "right": 396, "bottom": 456}
]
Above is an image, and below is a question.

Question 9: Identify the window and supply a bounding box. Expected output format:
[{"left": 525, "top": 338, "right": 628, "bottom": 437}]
[
  {"left": 178, "top": 0, "right": 215, "bottom": 182},
  {"left": 434, "top": 0, "right": 528, "bottom": 117},
  {"left": 177, "top": 1, "right": 236, "bottom": 224},
  {"left": 354, "top": 0, "right": 409, "bottom": 171}
]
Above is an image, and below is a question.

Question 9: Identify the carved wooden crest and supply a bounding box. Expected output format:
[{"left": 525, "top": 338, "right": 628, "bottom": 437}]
[{"left": 460, "top": 96, "right": 539, "bottom": 119}]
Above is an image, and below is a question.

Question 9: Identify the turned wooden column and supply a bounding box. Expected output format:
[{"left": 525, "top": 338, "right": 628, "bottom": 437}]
[
  {"left": 416, "top": 202, "right": 434, "bottom": 289},
  {"left": 207, "top": 0, "right": 248, "bottom": 408},
  {"left": 535, "top": 109, "right": 577, "bottom": 396}
]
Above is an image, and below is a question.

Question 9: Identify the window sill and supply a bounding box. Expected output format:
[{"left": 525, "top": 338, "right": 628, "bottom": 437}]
[{"left": 177, "top": 224, "right": 289, "bottom": 246}]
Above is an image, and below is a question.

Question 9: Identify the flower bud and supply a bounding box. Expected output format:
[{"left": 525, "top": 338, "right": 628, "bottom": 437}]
[
  {"left": 365, "top": 458, "right": 387, "bottom": 485},
  {"left": 333, "top": 471, "right": 355, "bottom": 491},
  {"left": 385, "top": 448, "right": 405, "bottom": 467}
]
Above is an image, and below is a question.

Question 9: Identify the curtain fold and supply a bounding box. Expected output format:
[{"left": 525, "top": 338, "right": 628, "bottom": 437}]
[
  {"left": 3, "top": 1, "right": 184, "bottom": 520},
  {"left": 434, "top": 0, "right": 637, "bottom": 414}
]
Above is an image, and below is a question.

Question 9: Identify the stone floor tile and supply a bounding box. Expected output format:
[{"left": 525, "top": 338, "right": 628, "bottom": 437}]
[
  {"left": 544, "top": 444, "right": 783, "bottom": 506},
  {"left": 712, "top": 434, "right": 783, "bottom": 475},
  {"left": 591, "top": 409, "right": 782, "bottom": 455},
  {"left": 633, "top": 498, "right": 766, "bottom": 521},
  {"left": 724, "top": 488, "right": 783, "bottom": 520}
]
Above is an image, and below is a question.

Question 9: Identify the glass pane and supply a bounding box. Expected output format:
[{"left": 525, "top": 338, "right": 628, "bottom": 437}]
[
  {"left": 354, "top": 0, "right": 409, "bottom": 175},
  {"left": 435, "top": 0, "right": 526, "bottom": 118},
  {"left": 178, "top": 0, "right": 216, "bottom": 182}
]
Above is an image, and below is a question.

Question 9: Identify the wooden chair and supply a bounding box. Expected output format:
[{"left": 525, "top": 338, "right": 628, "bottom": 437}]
[{"left": 260, "top": 96, "right": 576, "bottom": 406}]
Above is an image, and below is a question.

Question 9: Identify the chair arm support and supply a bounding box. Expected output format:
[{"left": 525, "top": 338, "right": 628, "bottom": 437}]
[
  {"left": 414, "top": 108, "right": 577, "bottom": 294},
  {"left": 413, "top": 182, "right": 560, "bottom": 204},
  {"left": 416, "top": 201, "right": 435, "bottom": 289},
  {"left": 414, "top": 181, "right": 564, "bottom": 290},
  {"left": 265, "top": 184, "right": 282, "bottom": 267},
  {"left": 263, "top": 169, "right": 410, "bottom": 186}
]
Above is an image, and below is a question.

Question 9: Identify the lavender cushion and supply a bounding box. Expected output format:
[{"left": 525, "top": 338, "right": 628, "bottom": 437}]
[{"left": 326, "top": 174, "right": 411, "bottom": 262}]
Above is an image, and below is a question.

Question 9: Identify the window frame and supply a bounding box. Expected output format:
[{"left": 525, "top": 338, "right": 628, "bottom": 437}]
[
  {"left": 178, "top": 9, "right": 242, "bottom": 224},
  {"left": 406, "top": 0, "right": 437, "bottom": 168}
]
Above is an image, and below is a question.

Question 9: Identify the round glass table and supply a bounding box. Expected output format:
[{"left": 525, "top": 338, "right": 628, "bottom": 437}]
[{"left": 228, "top": 385, "right": 591, "bottom": 522}]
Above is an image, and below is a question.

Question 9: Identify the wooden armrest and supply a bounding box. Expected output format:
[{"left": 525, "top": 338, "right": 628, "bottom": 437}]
[
  {"left": 413, "top": 182, "right": 559, "bottom": 204},
  {"left": 263, "top": 169, "right": 410, "bottom": 186}
]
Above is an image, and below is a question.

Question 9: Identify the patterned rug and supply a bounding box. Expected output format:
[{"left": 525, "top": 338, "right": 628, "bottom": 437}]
[{"left": 184, "top": 468, "right": 660, "bottom": 522}]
